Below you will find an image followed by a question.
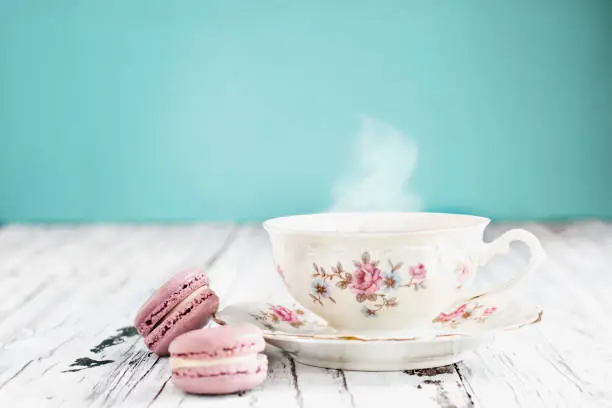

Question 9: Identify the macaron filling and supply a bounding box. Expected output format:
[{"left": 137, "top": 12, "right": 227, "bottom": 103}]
[
  {"left": 145, "top": 287, "right": 216, "bottom": 348},
  {"left": 164, "top": 285, "right": 211, "bottom": 320},
  {"left": 172, "top": 366, "right": 267, "bottom": 378},
  {"left": 171, "top": 354, "right": 268, "bottom": 378},
  {"left": 171, "top": 354, "right": 258, "bottom": 369}
]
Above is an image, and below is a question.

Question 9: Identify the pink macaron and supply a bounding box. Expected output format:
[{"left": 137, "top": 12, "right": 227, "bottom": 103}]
[
  {"left": 169, "top": 324, "right": 268, "bottom": 395},
  {"left": 134, "top": 267, "right": 219, "bottom": 356}
]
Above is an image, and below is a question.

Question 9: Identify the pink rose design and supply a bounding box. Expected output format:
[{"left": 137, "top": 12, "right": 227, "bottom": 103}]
[
  {"left": 350, "top": 262, "right": 383, "bottom": 295},
  {"left": 483, "top": 306, "right": 497, "bottom": 316},
  {"left": 436, "top": 312, "right": 455, "bottom": 322},
  {"left": 272, "top": 306, "right": 300, "bottom": 323},
  {"left": 453, "top": 304, "right": 467, "bottom": 316},
  {"left": 409, "top": 263, "right": 427, "bottom": 281},
  {"left": 436, "top": 304, "right": 467, "bottom": 322}
]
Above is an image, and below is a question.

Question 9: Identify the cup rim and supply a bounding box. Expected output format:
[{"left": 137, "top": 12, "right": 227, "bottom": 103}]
[{"left": 263, "top": 211, "right": 490, "bottom": 237}]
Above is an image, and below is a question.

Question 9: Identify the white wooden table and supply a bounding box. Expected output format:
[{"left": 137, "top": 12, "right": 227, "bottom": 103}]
[{"left": 0, "top": 222, "right": 610, "bottom": 407}]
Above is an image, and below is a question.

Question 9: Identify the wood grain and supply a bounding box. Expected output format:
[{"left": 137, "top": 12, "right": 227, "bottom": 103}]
[{"left": 0, "top": 222, "right": 609, "bottom": 407}]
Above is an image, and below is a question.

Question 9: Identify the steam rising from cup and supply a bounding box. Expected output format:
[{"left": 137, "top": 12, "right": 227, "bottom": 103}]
[{"left": 328, "top": 116, "right": 421, "bottom": 212}]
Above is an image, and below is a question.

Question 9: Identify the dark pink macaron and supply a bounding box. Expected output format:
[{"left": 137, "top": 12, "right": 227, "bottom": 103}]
[
  {"left": 134, "top": 267, "right": 219, "bottom": 356},
  {"left": 169, "top": 324, "right": 268, "bottom": 395}
]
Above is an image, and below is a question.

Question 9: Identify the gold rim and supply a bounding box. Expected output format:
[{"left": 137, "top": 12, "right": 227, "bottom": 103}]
[
  {"left": 212, "top": 314, "right": 227, "bottom": 326},
  {"left": 504, "top": 309, "right": 543, "bottom": 331}
]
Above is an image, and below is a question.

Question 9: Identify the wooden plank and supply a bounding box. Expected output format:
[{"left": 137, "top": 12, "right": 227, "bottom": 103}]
[
  {"left": 0, "top": 224, "right": 236, "bottom": 407},
  {"left": 343, "top": 367, "right": 471, "bottom": 408},
  {"left": 458, "top": 222, "right": 612, "bottom": 408}
]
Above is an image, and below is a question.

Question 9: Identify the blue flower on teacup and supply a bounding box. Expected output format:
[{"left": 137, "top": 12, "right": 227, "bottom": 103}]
[
  {"left": 382, "top": 271, "right": 402, "bottom": 291},
  {"left": 310, "top": 279, "right": 336, "bottom": 305}
]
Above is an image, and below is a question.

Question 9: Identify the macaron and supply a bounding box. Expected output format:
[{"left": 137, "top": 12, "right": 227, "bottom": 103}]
[
  {"left": 169, "top": 324, "right": 268, "bottom": 395},
  {"left": 134, "top": 267, "right": 219, "bottom": 356}
]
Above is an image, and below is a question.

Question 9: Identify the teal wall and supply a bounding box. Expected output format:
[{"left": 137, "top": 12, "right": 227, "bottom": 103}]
[{"left": 1, "top": 1, "right": 611, "bottom": 222}]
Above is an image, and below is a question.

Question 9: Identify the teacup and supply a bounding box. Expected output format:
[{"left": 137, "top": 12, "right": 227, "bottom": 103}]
[{"left": 263, "top": 212, "right": 546, "bottom": 334}]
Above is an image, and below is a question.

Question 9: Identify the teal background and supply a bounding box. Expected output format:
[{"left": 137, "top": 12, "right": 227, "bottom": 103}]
[{"left": 1, "top": 1, "right": 611, "bottom": 222}]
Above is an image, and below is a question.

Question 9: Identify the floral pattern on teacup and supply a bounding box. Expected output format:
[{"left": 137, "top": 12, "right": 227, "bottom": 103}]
[
  {"left": 432, "top": 302, "right": 497, "bottom": 328},
  {"left": 309, "top": 251, "right": 428, "bottom": 318},
  {"left": 250, "top": 304, "right": 327, "bottom": 332}
]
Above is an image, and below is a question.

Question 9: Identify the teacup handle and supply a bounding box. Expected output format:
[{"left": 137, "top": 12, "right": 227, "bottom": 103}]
[{"left": 465, "top": 229, "right": 546, "bottom": 300}]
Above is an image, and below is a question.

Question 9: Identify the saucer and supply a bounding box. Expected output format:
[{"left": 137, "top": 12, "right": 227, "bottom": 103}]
[{"left": 214, "top": 294, "right": 542, "bottom": 371}]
